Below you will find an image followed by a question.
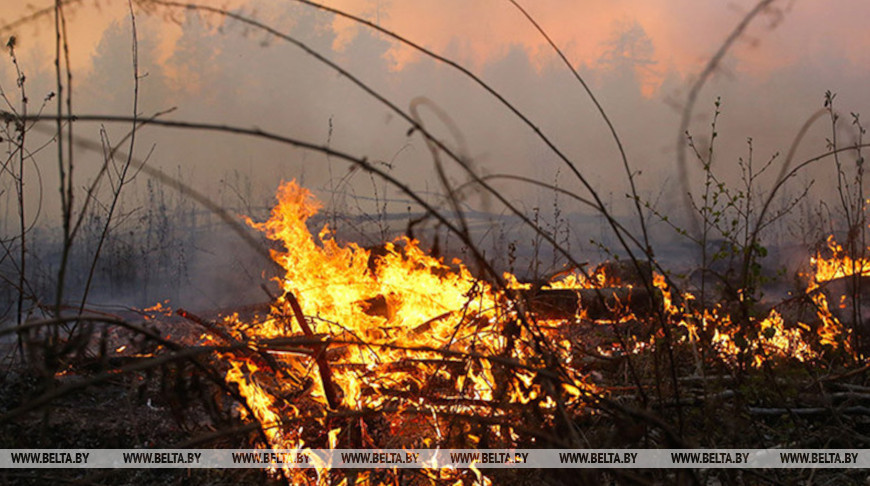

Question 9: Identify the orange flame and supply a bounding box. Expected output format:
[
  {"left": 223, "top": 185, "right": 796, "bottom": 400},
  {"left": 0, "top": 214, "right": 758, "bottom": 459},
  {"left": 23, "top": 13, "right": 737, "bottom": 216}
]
[
  {"left": 221, "top": 180, "right": 596, "bottom": 483},
  {"left": 218, "top": 181, "right": 860, "bottom": 483}
]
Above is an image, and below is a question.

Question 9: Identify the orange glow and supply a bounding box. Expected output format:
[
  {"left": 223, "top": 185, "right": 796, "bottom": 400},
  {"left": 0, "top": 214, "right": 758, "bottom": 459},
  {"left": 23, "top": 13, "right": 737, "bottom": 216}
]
[
  {"left": 809, "top": 235, "right": 870, "bottom": 291},
  {"left": 5, "top": 1, "right": 870, "bottom": 97},
  {"left": 804, "top": 235, "right": 863, "bottom": 351}
]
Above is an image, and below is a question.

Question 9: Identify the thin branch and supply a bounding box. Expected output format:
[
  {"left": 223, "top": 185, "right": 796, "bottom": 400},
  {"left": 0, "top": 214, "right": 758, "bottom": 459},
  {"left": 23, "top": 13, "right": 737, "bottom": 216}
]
[{"left": 677, "top": 0, "right": 777, "bottom": 236}]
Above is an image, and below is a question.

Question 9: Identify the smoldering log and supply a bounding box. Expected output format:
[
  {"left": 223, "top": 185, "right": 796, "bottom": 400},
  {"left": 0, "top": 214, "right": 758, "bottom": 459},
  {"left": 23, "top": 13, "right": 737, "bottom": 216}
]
[
  {"left": 593, "top": 260, "right": 653, "bottom": 287},
  {"left": 521, "top": 287, "right": 663, "bottom": 320},
  {"left": 361, "top": 286, "right": 663, "bottom": 322}
]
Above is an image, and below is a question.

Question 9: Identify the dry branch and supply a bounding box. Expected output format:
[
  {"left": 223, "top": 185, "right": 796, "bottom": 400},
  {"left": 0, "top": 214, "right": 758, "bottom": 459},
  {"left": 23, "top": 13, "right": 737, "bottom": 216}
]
[
  {"left": 748, "top": 406, "right": 870, "bottom": 416},
  {"left": 283, "top": 291, "right": 343, "bottom": 410},
  {"left": 522, "top": 287, "right": 662, "bottom": 320},
  {"left": 176, "top": 308, "right": 305, "bottom": 387}
]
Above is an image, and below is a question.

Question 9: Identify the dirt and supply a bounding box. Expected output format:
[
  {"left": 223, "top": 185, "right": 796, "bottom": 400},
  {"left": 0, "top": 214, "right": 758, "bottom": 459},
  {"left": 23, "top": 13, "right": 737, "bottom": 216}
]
[{"left": 0, "top": 323, "right": 275, "bottom": 486}]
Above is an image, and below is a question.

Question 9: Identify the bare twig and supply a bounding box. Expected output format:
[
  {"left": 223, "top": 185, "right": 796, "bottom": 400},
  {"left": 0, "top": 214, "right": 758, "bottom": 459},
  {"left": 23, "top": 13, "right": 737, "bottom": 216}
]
[
  {"left": 677, "top": 0, "right": 777, "bottom": 235},
  {"left": 283, "top": 291, "right": 342, "bottom": 410}
]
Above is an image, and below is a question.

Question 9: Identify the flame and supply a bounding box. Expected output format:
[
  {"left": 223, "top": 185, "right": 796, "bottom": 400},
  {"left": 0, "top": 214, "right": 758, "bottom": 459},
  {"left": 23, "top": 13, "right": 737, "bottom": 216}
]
[
  {"left": 809, "top": 236, "right": 870, "bottom": 291},
  {"left": 217, "top": 181, "right": 600, "bottom": 483},
  {"left": 214, "top": 181, "right": 863, "bottom": 483},
  {"left": 247, "top": 182, "right": 502, "bottom": 349},
  {"left": 804, "top": 235, "right": 857, "bottom": 351},
  {"left": 141, "top": 300, "right": 173, "bottom": 320}
]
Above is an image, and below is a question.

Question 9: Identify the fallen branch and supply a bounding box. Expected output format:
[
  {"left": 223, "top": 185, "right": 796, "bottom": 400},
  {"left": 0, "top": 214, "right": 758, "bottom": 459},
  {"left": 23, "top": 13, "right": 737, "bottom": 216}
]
[
  {"left": 522, "top": 287, "right": 662, "bottom": 320},
  {"left": 176, "top": 308, "right": 305, "bottom": 387},
  {"left": 748, "top": 406, "right": 870, "bottom": 416},
  {"left": 283, "top": 291, "right": 343, "bottom": 410}
]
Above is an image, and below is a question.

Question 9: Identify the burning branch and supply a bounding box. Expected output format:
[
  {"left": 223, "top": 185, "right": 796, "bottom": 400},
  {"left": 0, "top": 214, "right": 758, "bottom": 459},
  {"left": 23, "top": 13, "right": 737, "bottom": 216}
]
[
  {"left": 283, "top": 291, "right": 343, "bottom": 410},
  {"left": 176, "top": 308, "right": 306, "bottom": 387}
]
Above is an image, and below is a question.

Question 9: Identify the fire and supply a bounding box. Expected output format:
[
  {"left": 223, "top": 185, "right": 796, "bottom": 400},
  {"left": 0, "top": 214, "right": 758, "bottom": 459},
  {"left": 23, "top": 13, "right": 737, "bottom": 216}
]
[
  {"left": 141, "top": 300, "right": 173, "bottom": 320},
  {"left": 214, "top": 181, "right": 862, "bottom": 483},
  {"left": 247, "top": 182, "right": 501, "bottom": 349},
  {"left": 220, "top": 180, "right": 594, "bottom": 482},
  {"left": 809, "top": 235, "right": 870, "bottom": 291},
  {"left": 801, "top": 235, "right": 865, "bottom": 352}
]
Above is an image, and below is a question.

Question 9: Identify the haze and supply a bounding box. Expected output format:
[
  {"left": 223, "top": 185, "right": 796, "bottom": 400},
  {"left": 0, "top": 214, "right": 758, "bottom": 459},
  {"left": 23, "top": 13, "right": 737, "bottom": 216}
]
[{"left": 2, "top": 0, "right": 868, "bottom": 258}]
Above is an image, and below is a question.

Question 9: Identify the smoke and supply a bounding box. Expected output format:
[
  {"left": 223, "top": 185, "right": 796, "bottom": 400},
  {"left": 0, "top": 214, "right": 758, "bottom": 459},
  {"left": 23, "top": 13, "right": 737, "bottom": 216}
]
[{"left": 1, "top": 0, "right": 869, "bottom": 309}]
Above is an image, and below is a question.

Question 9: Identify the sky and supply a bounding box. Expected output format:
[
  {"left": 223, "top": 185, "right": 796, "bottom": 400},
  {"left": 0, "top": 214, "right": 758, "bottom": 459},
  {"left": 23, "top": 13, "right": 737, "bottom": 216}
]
[{"left": 2, "top": 0, "right": 869, "bottom": 251}]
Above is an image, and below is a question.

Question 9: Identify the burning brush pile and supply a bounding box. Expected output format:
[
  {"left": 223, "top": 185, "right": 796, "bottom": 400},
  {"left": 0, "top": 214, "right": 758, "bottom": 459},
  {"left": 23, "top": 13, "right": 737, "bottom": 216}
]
[
  {"left": 178, "top": 180, "right": 865, "bottom": 482},
  {"left": 214, "top": 181, "right": 595, "bottom": 460}
]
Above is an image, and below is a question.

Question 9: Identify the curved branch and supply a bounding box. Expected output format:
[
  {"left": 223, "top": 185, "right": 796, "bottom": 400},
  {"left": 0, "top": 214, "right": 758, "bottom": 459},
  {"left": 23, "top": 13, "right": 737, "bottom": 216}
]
[{"left": 677, "top": 0, "right": 776, "bottom": 236}]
